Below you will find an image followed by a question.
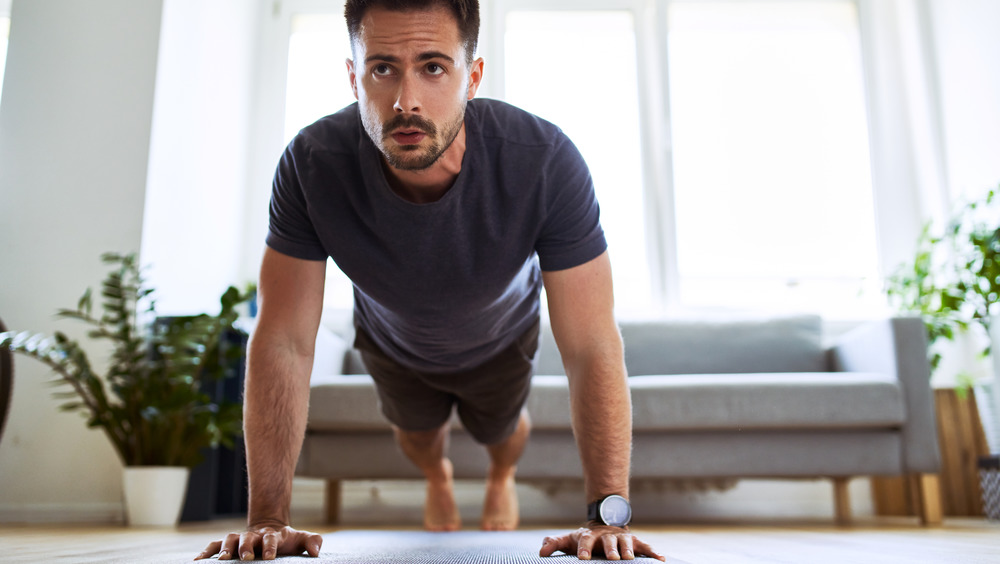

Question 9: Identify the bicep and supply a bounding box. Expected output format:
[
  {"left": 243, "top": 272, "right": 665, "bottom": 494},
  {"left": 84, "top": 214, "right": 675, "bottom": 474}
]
[{"left": 256, "top": 247, "right": 327, "bottom": 356}]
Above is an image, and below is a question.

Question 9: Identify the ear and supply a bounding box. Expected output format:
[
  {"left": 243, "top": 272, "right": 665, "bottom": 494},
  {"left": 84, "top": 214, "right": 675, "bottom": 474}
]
[
  {"left": 466, "top": 57, "right": 485, "bottom": 100},
  {"left": 346, "top": 58, "right": 359, "bottom": 100}
]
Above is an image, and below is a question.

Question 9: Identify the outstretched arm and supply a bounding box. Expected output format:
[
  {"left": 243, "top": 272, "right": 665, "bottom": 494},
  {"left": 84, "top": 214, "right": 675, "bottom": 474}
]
[
  {"left": 196, "top": 248, "right": 326, "bottom": 561},
  {"left": 538, "top": 251, "right": 665, "bottom": 562}
]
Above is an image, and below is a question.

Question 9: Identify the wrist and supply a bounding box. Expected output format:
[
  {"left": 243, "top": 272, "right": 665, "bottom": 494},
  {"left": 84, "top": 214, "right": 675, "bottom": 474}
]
[{"left": 247, "top": 518, "right": 289, "bottom": 530}]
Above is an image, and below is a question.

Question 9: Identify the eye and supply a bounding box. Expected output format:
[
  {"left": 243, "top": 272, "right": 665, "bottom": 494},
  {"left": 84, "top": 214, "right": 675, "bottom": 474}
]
[
  {"left": 426, "top": 63, "right": 445, "bottom": 75},
  {"left": 373, "top": 64, "right": 392, "bottom": 76}
]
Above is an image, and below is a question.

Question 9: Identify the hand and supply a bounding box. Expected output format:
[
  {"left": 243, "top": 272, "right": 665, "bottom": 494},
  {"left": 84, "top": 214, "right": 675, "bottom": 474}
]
[
  {"left": 539, "top": 524, "right": 666, "bottom": 561},
  {"left": 194, "top": 523, "right": 323, "bottom": 561}
]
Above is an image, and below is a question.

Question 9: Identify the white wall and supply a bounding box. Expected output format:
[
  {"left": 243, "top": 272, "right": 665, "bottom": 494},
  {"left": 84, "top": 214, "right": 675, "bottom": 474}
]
[
  {"left": 0, "top": 0, "right": 163, "bottom": 521},
  {"left": 0, "top": 0, "right": 261, "bottom": 522}
]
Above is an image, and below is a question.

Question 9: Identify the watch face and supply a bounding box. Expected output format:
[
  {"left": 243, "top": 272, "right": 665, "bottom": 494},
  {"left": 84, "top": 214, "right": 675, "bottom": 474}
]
[{"left": 599, "top": 495, "right": 632, "bottom": 527}]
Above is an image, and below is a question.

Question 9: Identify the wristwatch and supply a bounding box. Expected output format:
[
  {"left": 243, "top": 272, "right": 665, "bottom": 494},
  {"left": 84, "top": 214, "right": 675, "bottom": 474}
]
[{"left": 586, "top": 494, "right": 632, "bottom": 527}]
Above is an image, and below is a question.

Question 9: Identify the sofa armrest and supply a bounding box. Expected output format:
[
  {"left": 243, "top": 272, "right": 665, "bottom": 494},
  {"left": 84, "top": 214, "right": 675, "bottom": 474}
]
[{"left": 830, "top": 317, "right": 941, "bottom": 473}]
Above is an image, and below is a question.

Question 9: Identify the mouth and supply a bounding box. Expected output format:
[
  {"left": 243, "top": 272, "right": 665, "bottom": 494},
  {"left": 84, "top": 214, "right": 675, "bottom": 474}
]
[{"left": 390, "top": 129, "right": 427, "bottom": 145}]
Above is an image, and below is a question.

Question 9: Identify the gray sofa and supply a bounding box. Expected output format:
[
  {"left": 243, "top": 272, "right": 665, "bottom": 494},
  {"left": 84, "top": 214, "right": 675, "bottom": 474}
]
[{"left": 296, "top": 315, "right": 943, "bottom": 525}]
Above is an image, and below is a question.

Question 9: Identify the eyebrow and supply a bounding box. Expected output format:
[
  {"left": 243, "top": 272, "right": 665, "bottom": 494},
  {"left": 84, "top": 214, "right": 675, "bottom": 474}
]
[{"left": 365, "top": 51, "right": 456, "bottom": 65}]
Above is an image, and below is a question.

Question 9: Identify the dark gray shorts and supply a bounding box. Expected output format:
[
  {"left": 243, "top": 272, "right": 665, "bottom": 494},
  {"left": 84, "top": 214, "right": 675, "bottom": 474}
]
[{"left": 354, "top": 320, "right": 540, "bottom": 446}]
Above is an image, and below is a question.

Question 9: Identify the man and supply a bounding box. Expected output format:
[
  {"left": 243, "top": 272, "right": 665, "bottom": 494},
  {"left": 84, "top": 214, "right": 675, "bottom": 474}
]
[{"left": 197, "top": 0, "right": 664, "bottom": 561}]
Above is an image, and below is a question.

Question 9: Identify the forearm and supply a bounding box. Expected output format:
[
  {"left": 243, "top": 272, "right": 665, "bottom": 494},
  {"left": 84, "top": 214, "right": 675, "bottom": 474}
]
[
  {"left": 243, "top": 330, "right": 314, "bottom": 526},
  {"left": 566, "top": 346, "right": 632, "bottom": 503}
]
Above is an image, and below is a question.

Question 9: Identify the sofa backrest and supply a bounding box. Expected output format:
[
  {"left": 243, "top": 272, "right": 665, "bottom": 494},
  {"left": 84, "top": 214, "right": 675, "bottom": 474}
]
[{"left": 535, "top": 315, "right": 827, "bottom": 376}]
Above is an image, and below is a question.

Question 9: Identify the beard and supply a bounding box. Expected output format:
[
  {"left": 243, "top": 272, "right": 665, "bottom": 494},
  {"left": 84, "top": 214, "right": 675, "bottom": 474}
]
[{"left": 362, "top": 103, "right": 467, "bottom": 171}]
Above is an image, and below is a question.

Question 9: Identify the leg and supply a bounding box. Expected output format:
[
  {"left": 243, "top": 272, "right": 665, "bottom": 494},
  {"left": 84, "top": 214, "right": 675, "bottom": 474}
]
[
  {"left": 832, "top": 477, "right": 852, "bottom": 526},
  {"left": 325, "top": 479, "right": 342, "bottom": 525},
  {"left": 482, "top": 409, "right": 531, "bottom": 531},
  {"left": 394, "top": 423, "right": 462, "bottom": 531},
  {"left": 911, "top": 473, "right": 943, "bottom": 526},
  {"left": 355, "top": 328, "right": 461, "bottom": 530}
]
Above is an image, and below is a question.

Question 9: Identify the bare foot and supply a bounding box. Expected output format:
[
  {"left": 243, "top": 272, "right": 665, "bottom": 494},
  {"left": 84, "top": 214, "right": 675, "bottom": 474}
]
[
  {"left": 481, "top": 472, "right": 519, "bottom": 531},
  {"left": 425, "top": 459, "right": 461, "bottom": 532}
]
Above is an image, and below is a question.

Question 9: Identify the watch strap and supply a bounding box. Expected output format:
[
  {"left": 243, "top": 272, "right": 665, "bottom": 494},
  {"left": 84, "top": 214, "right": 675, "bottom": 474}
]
[{"left": 586, "top": 499, "right": 601, "bottom": 523}]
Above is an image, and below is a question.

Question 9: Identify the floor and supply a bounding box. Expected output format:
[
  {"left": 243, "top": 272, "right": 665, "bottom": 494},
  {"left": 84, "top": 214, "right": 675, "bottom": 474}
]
[{"left": 1, "top": 517, "right": 998, "bottom": 563}]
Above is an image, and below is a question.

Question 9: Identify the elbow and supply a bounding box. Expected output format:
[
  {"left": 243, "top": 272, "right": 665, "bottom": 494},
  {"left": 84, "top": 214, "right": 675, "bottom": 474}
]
[{"left": 561, "top": 334, "right": 626, "bottom": 382}]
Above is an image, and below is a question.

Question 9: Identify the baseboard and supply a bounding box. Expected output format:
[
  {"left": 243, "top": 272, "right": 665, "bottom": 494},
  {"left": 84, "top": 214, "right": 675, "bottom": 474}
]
[{"left": 0, "top": 502, "right": 124, "bottom": 524}]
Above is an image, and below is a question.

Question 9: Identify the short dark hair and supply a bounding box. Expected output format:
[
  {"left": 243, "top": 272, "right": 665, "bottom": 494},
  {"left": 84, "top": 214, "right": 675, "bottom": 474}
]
[{"left": 344, "top": 0, "right": 480, "bottom": 64}]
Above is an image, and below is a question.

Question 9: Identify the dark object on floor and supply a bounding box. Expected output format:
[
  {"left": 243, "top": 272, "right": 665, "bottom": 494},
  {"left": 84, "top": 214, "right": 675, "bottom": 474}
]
[
  {"left": 980, "top": 455, "right": 1000, "bottom": 521},
  {"left": 178, "top": 327, "right": 249, "bottom": 521},
  {"left": 0, "top": 316, "right": 11, "bottom": 444}
]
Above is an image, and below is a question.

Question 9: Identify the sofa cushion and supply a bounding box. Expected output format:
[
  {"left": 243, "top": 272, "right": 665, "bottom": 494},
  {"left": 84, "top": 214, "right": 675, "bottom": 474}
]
[
  {"left": 309, "top": 374, "right": 386, "bottom": 431},
  {"left": 527, "top": 372, "right": 906, "bottom": 431},
  {"left": 310, "top": 371, "right": 906, "bottom": 432},
  {"left": 535, "top": 315, "right": 826, "bottom": 376}
]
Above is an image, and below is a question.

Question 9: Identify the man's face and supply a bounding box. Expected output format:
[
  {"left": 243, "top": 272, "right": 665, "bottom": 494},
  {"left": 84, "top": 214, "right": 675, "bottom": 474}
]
[{"left": 347, "top": 6, "right": 483, "bottom": 172}]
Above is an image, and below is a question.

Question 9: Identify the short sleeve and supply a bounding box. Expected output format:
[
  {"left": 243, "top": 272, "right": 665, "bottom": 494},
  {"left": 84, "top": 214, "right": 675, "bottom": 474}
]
[
  {"left": 265, "top": 139, "right": 329, "bottom": 261},
  {"left": 535, "top": 134, "right": 608, "bottom": 271}
]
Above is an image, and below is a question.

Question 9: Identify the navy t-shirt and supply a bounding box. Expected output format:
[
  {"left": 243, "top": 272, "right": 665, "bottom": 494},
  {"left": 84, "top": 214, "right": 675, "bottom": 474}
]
[{"left": 266, "top": 99, "right": 607, "bottom": 372}]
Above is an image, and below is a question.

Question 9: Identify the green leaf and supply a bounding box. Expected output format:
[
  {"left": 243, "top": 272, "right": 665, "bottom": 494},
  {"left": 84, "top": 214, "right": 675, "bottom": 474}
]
[{"left": 4, "top": 251, "right": 248, "bottom": 467}]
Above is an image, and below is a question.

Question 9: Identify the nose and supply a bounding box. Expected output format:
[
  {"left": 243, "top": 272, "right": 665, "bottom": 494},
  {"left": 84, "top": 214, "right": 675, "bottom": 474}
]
[{"left": 393, "top": 74, "right": 420, "bottom": 114}]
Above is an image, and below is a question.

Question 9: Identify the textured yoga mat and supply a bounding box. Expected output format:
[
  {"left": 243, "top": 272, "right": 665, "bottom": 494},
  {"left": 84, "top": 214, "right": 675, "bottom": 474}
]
[{"left": 298, "top": 530, "right": 685, "bottom": 563}]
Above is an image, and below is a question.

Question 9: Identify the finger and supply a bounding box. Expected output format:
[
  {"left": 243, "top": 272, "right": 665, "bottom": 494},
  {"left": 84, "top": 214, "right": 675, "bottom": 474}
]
[
  {"left": 261, "top": 531, "right": 281, "bottom": 560},
  {"left": 220, "top": 533, "right": 241, "bottom": 561},
  {"left": 601, "top": 534, "right": 621, "bottom": 561},
  {"left": 632, "top": 536, "right": 667, "bottom": 562},
  {"left": 195, "top": 540, "right": 222, "bottom": 560},
  {"left": 619, "top": 534, "right": 636, "bottom": 560},
  {"left": 238, "top": 531, "right": 259, "bottom": 561},
  {"left": 539, "top": 534, "right": 574, "bottom": 557},
  {"left": 576, "top": 530, "right": 598, "bottom": 561},
  {"left": 301, "top": 532, "right": 324, "bottom": 557}
]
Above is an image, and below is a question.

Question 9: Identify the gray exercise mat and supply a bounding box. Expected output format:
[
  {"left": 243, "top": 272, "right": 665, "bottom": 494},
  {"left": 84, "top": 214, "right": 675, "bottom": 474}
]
[{"left": 303, "top": 530, "right": 683, "bottom": 563}]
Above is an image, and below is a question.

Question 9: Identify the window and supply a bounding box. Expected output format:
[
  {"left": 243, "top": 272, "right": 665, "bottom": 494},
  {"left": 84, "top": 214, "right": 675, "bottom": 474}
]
[
  {"left": 666, "top": 1, "right": 882, "bottom": 317},
  {"left": 283, "top": 14, "right": 354, "bottom": 143},
  {"left": 491, "top": 0, "right": 883, "bottom": 318},
  {"left": 282, "top": 13, "right": 357, "bottom": 309},
  {"left": 269, "top": 0, "right": 887, "bottom": 319},
  {"left": 504, "top": 10, "right": 652, "bottom": 314}
]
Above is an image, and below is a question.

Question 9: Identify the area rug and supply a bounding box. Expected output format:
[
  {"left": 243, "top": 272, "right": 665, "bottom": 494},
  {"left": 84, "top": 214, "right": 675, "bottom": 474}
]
[{"left": 292, "top": 530, "right": 685, "bottom": 563}]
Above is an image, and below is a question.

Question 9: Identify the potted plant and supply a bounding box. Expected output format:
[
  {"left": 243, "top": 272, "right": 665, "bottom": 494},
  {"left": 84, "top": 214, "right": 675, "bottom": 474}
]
[
  {"left": 887, "top": 187, "right": 1000, "bottom": 415},
  {"left": 0, "top": 253, "right": 252, "bottom": 526},
  {"left": 885, "top": 186, "right": 1000, "bottom": 517}
]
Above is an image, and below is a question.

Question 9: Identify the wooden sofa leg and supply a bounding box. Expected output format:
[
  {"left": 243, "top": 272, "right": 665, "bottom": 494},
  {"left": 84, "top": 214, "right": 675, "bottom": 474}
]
[
  {"left": 832, "top": 477, "right": 852, "bottom": 526},
  {"left": 911, "top": 473, "right": 943, "bottom": 526},
  {"left": 325, "top": 479, "right": 342, "bottom": 525}
]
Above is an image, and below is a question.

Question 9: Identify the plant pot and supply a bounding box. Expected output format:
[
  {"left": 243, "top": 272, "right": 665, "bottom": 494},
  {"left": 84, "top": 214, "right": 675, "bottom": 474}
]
[
  {"left": 986, "top": 318, "right": 1000, "bottom": 450},
  {"left": 122, "top": 466, "right": 190, "bottom": 527},
  {"left": 872, "top": 388, "right": 990, "bottom": 517}
]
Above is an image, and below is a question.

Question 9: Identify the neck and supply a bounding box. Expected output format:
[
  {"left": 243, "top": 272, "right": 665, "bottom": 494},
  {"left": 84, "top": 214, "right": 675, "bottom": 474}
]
[{"left": 384, "top": 124, "right": 466, "bottom": 204}]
